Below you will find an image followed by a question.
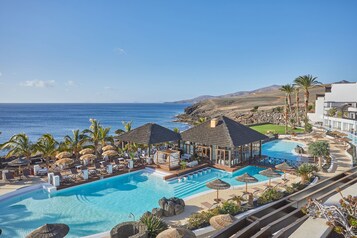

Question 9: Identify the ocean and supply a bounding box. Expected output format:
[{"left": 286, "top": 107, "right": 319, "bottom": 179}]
[{"left": 0, "top": 103, "right": 190, "bottom": 144}]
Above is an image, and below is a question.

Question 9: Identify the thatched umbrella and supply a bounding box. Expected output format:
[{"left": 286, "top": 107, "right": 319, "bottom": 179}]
[
  {"left": 259, "top": 168, "right": 280, "bottom": 186},
  {"left": 275, "top": 162, "right": 293, "bottom": 180},
  {"left": 206, "top": 179, "right": 230, "bottom": 202},
  {"left": 7, "top": 157, "right": 30, "bottom": 167},
  {"left": 102, "top": 145, "right": 116, "bottom": 151},
  {"left": 236, "top": 173, "right": 258, "bottom": 193},
  {"left": 55, "top": 158, "right": 74, "bottom": 166},
  {"left": 80, "top": 154, "right": 96, "bottom": 161},
  {"left": 102, "top": 150, "right": 118, "bottom": 157},
  {"left": 157, "top": 228, "right": 196, "bottom": 238},
  {"left": 79, "top": 148, "right": 94, "bottom": 155},
  {"left": 55, "top": 151, "right": 71, "bottom": 160},
  {"left": 26, "top": 223, "right": 69, "bottom": 238},
  {"left": 209, "top": 214, "right": 236, "bottom": 230}
]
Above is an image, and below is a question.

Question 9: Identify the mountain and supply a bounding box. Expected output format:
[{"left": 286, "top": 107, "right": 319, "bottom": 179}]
[{"left": 171, "top": 84, "right": 282, "bottom": 104}]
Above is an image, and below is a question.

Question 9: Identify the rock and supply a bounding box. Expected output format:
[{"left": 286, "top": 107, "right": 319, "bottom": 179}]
[
  {"left": 174, "top": 204, "right": 184, "bottom": 215},
  {"left": 152, "top": 208, "right": 164, "bottom": 217},
  {"left": 110, "top": 221, "right": 148, "bottom": 238},
  {"left": 156, "top": 197, "right": 186, "bottom": 217},
  {"left": 158, "top": 197, "right": 167, "bottom": 209}
]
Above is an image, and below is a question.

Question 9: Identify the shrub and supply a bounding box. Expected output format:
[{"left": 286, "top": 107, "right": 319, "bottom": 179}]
[
  {"left": 140, "top": 213, "right": 168, "bottom": 238},
  {"left": 297, "top": 163, "right": 318, "bottom": 184},
  {"left": 219, "top": 201, "right": 241, "bottom": 215},
  {"left": 187, "top": 208, "right": 220, "bottom": 229},
  {"left": 257, "top": 188, "right": 284, "bottom": 205}
]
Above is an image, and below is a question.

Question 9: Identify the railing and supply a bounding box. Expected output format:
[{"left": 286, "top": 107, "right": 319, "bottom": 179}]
[
  {"left": 252, "top": 156, "right": 303, "bottom": 168},
  {"left": 347, "top": 142, "right": 357, "bottom": 166}
]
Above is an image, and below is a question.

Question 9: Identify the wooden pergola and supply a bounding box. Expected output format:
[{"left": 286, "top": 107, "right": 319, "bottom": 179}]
[{"left": 154, "top": 149, "right": 181, "bottom": 171}]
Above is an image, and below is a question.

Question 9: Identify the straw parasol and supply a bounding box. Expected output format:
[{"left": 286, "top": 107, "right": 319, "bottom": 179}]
[
  {"left": 55, "top": 158, "right": 74, "bottom": 166},
  {"left": 206, "top": 179, "right": 231, "bottom": 202},
  {"left": 157, "top": 228, "right": 196, "bottom": 238},
  {"left": 102, "top": 150, "right": 118, "bottom": 157},
  {"left": 236, "top": 173, "right": 258, "bottom": 193},
  {"left": 79, "top": 148, "right": 94, "bottom": 155},
  {"left": 259, "top": 168, "right": 280, "bottom": 186},
  {"left": 80, "top": 154, "right": 96, "bottom": 161},
  {"left": 26, "top": 223, "right": 69, "bottom": 238},
  {"left": 7, "top": 157, "right": 30, "bottom": 167},
  {"left": 209, "top": 214, "right": 236, "bottom": 230},
  {"left": 55, "top": 151, "right": 72, "bottom": 160},
  {"left": 102, "top": 145, "right": 116, "bottom": 151},
  {"left": 275, "top": 162, "right": 293, "bottom": 180}
]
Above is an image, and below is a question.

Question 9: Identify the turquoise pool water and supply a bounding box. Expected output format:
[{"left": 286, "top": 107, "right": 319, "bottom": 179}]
[
  {"left": 0, "top": 166, "right": 273, "bottom": 237},
  {"left": 262, "top": 140, "right": 305, "bottom": 160}
]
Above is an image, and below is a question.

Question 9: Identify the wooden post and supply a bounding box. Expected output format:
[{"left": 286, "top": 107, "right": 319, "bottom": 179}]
[{"left": 228, "top": 149, "right": 232, "bottom": 167}]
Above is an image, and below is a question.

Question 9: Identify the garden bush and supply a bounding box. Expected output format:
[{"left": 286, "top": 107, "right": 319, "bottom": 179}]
[{"left": 257, "top": 188, "right": 284, "bottom": 205}]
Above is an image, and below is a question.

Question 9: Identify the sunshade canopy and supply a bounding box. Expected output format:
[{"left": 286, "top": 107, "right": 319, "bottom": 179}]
[
  {"left": 259, "top": 168, "right": 280, "bottom": 178},
  {"left": 236, "top": 173, "right": 258, "bottom": 183},
  {"left": 26, "top": 223, "right": 69, "bottom": 238},
  {"left": 157, "top": 228, "right": 196, "bottom": 238},
  {"left": 206, "top": 179, "right": 231, "bottom": 190},
  {"left": 8, "top": 157, "right": 30, "bottom": 167}
]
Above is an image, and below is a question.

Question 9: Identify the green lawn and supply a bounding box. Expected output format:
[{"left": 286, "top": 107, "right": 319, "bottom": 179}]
[{"left": 250, "top": 124, "right": 304, "bottom": 135}]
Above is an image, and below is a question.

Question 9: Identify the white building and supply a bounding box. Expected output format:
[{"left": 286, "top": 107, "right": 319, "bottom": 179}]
[{"left": 308, "top": 82, "right": 357, "bottom": 133}]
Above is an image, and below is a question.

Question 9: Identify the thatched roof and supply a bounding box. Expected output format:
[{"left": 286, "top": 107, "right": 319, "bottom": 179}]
[
  {"left": 26, "top": 223, "right": 69, "bottom": 238},
  {"left": 181, "top": 116, "right": 268, "bottom": 148},
  {"left": 116, "top": 123, "right": 181, "bottom": 145},
  {"left": 206, "top": 179, "right": 231, "bottom": 190},
  {"left": 157, "top": 228, "right": 196, "bottom": 238}
]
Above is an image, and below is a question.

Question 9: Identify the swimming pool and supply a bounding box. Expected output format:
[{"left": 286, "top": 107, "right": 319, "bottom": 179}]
[
  {"left": 0, "top": 166, "right": 274, "bottom": 237},
  {"left": 262, "top": 140, "right": 305, "bottom": 161}
]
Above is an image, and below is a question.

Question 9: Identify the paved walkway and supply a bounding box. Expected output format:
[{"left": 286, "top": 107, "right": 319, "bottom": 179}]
[{"left": 0, "top": 176, "right": 45, "bottom": 196}]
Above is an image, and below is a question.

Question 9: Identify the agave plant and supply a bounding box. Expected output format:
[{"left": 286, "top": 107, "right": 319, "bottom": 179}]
[{"left": 140, "top": 213, "right": 168, "bottom": 238}]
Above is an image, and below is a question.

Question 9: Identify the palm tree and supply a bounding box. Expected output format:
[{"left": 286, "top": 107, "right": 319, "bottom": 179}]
[
  {"left": 294, "top": 75, "right": 321, "bottom": 130},
  {"left": 0, "top": 133, "right": 35, "bottom": 164},
  {"left": 280, "top": 84, "right": 294, "bottom": 134},
  {"left": 294, "top": 86, "right": 300, "bottom": 126},
  {"left": 35, "top": 134, "right": 58, "bottom": 167},
  {"left": 99, "top": 126, "right": 113, "bottom": 147},
  {"left": 297, "top": 163, "right": 318, "bottom": 184},
  {"left": 64, "top": 129, "right": 87, "bottom": 160},
  {"left": 308, "top": 141, "right": 330, "bottom": 171},
  {"left": 83, "top": 119, "right": 102, "bottom": 158},
  {"left": 194, "top": 117, "right": 207, "bottom": 125},
  {"left": 122, "top": 121, "right": 132, "bottom": 132}
]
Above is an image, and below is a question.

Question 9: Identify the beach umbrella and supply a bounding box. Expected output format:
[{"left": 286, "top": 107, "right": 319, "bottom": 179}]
[
  {"left": 80, "top": 154, "right": 96, "bottom": 161},
  {"left": 79, "top": 148, "right": 94, "bottom": 155},
  {"left": 236, "top": 173, "right": 258, "bottom": 193},
  {"left": 102, "top": 150, "right": 118, "bottom": 157},
  {"left": 26, "top": 223, "right": 69, "bottom": 238},
  {"left": 206, "top": 179, "right": 230, "bottom": 202},
  {"left": 55, "top": 151, "right": 71, "bottom": 160},
  {"left": 7, "top": 157, "right": 30, "bottom": 167},
  {"left": 157, "top": 228, "right": 196, "bottom": 238},
  {"left": 259, "top": 168, "right": 280, "bottom": 186},
  {"left": 209, "top": 214, "right": 236, "bottom": 230},
  {"left": 55, "top": 158, "right": 74, "bottom": 166},
  {"left": 275, "top": 162, "right": 293, "bottom": 180},
  {"left": 102, "top": 145, "right": 116, "bottom": 151}
]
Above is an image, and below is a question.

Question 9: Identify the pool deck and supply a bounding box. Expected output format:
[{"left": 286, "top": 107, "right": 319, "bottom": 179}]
[{"left": 0, "top": 131, "right": 354, "bottom": 238}]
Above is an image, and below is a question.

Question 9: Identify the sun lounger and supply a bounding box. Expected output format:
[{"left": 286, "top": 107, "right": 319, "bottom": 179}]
[
  {"left": 4, "top": 172, "right": 15, "bottom": 183},
  {"left": 70, "top": 168, "right": 80, "bottom": 180},
  {"left": 22, "top": 169, "right": 31, "bottom": 178},
  {"left": 201, "top": 202, "right": 214, "bottom": 209}
]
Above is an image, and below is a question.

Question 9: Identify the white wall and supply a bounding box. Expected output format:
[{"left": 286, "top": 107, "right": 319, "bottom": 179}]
[
  {"left": 308, "top": 96, "right": 325, "bottom": 123},
  {"left": 325, "top": 83, "right": 357, "bottom": 102}
]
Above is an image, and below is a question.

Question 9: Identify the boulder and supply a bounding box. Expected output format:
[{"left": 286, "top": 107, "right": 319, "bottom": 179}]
[
  {"left": 157, "top": 197, "right": 186, "bottom": 217},
  {"left": 152, "top": 208, "right": 164, "bottom": 217},
  {"left": 110, "top": 221, "right": 148, "bottom": 238}
]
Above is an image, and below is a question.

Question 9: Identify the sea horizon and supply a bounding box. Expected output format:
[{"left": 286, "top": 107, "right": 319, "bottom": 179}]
[{"left": 0, "top": 103, "right": 190, "bottom": 145}]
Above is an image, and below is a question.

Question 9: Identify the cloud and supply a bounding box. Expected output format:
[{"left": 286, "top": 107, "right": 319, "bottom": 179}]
[
  {"left": 20, "top": 80, "right": 55, "bottom": 88},
  {"left": 65, "top": 80, "right": 75, "bottom": 87},
  {"left": 114, "top": 47, "right": 127, "bottom": 55}
]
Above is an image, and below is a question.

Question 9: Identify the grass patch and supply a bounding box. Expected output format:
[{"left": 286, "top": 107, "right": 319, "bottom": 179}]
[{"left": 250, "top": 124, "right": 304, "bottom": 134}]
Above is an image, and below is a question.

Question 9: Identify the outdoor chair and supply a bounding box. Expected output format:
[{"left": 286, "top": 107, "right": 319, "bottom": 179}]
[
  {"left": 22, "top": 169, "right": 31, "bottom": 178},
  {"left": 70, "top": 168, "right": 80, "bottom": 180},
  {"left": 4, "top": 172, "right": 15, "bottom": 183}
]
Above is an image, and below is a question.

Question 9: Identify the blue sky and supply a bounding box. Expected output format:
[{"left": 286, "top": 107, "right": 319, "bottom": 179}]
[{"left": 0, "top": 0, "right": 356, "bottom": 103}]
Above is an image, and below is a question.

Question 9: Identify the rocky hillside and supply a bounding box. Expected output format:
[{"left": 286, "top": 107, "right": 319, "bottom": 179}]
[{"left": 176, "top": 85, "right": 327, "bottom": 125}]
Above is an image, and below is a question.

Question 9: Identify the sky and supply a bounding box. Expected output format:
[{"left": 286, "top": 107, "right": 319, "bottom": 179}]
[{"left": 0, "top": 0, "right": 357, "bottom": 103}]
